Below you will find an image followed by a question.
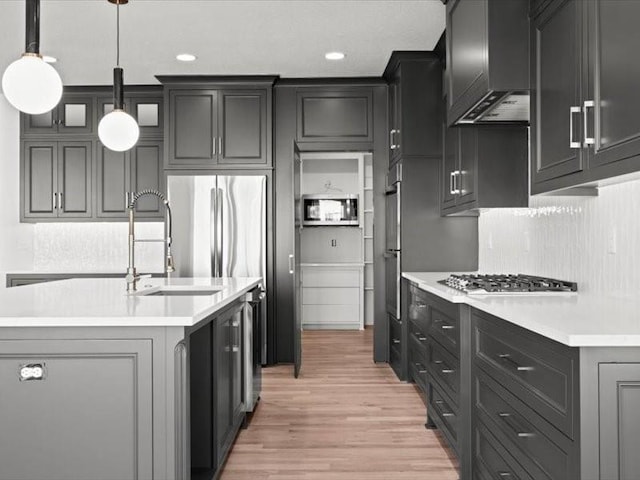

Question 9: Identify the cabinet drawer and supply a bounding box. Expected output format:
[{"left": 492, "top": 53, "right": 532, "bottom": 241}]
[
  {"left": 473, "top": 310, "right": 578, "bottom": 438},
  {"left": 409, "top": 353, "right": 428, "bottom": 394},
  {"left": 302, "top": 304, "right": 359, "bottom": 326},
  {"left": 302, "top": 268, "right": 360, "bottom": 287},
  {"left": 475, "top": 370, "right": 575, "bottom": 480},
  {"left": 407, "top": 318, "right": 428, "bottom": 346},
  {"left": 429, "top": 305, "right": 459, "bottom": 358},
  {"left": 302, "top": 287, "right": 359, "bottom": 305},
  {"left": 428, "top": 381, "right": 458, "bottom": 452},
  {"left": 474, "top": 420, "right": 534, "bottom": 480},
  {"left": 408, "top": 289, "right": 430, "bottom": 333},
  {"left": 428, "top": 339, "right": 459, "bottom": 404}
]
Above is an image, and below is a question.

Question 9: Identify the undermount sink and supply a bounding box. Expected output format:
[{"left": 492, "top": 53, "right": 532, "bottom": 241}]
[
  {"left": 147, "top": 289, "right": 221, "bottom": 296},
  {"left": 138, "top": 286, "right": 224, "bottom": 296}
]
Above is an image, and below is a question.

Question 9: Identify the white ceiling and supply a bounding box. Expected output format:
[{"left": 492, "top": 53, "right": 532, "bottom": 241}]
[{"left": 0, "top": 0, "right": 445, "bottom": 86}]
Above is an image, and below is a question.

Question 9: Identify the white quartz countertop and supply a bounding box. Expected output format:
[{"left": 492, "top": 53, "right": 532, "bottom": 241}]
[
  {"left": 403, "top": 272, "right": 640, "bottom": 347},
  {"left": 0, "top": 277, "right": 261, "bottom": 328}
]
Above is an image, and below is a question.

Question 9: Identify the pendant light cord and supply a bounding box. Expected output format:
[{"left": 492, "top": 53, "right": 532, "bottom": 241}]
[{"left": 116, "top": 2, "right": 120, "bottom": 66}]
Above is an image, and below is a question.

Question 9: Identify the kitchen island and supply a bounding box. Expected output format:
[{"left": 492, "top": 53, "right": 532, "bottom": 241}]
[
  {"left": 0, "top": 276, "right": 261, "bottom": 480},
  {"left": 402, "top": 272, "right": 640, "bottom": 480}
]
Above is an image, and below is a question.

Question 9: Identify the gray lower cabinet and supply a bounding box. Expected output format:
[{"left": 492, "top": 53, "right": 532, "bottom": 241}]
[
  {"left": 22, "top": 140, "right": 93, "bottom": 220},
  {"left": 97, "top": 140, "right": 165, "bottom": 219},
  {"left": 189, "top": 300, "right": 245, "bottom": 480},
  {"left": 0, "top": 297, "right": 248, "bottom": 480},
  {"left": 0, "top": 337, "right": 154, "bottom": 480},
  {"left": 598, "top": 363, "right": 640, "bottom": 480},
  {"left": 408, "top": 281, "right": 640, "bottom": 480}
]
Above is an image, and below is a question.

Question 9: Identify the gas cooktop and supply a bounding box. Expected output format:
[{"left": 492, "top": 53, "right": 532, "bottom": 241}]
[{"left": 438, "top": 274, "right": 578, "bottom": 295}]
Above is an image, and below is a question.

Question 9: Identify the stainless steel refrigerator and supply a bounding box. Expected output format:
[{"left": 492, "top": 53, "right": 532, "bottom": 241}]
[{"left": 167, "top": 174, "right": 267, "bottom": 370}]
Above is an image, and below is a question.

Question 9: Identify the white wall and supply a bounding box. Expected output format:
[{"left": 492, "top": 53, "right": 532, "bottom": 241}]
[
  {"left": 0, "top": 95, "right": 35, "bottom": 279},
  {"left": 0, "top": 94, "right": 163, "bottom": 285},
  {"left": 479, "top": 178, "right": 640, "bottom": 294}
]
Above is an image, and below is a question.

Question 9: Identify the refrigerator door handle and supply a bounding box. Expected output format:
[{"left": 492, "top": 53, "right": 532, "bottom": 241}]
[
  {"left": 210, "top": 187, "right": 220, "bottom": 277},
  {"left": 217, "top": 188, "right": 224, "bottom": 277}
]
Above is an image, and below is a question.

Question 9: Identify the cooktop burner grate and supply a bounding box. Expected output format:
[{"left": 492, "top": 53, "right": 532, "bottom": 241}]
[{"left": 438, "top": 274, "right": 578, "bottom": 294}]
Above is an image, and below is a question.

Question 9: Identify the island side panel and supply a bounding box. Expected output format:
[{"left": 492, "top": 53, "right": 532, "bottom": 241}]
[
  {"left": 0, "top": 325, "right": 186, "bottom": 480},
  {"left": 579, "top": 347, "right": 640, "bottom": 480}
]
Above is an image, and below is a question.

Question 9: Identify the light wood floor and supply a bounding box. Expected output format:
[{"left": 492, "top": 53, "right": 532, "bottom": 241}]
[{"left": 220, "top": 329, "right": 459, "bottom": 480}]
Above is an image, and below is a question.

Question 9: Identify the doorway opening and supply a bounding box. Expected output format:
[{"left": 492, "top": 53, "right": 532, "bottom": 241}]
[{"left": 295, "top": 152, "right": 375, "bottom": 372}]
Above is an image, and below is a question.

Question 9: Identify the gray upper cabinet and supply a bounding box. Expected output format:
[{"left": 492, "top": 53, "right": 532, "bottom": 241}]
[
  {"left": 96, "top": 145, "right": 130, "bottom": 218},
  {"left": 57, "top": 142, "right": 93, "bottom": 218},
  {"left": 296, "top": 89, "right": 373, "bottom": 143},
  {"left": 383, "top": 52, "right": 443, "bottom": 165},
  {"left": 531, "top": 0, "right": 640, "bottom": 194},
  {"left": 219, "top": 90, "right": 267, "bottom": 165},
  {"left": 22, "top": 94, "right": 95, "bottom": 136},
  {"left": 441, "top": 124, "right": 528, "bottom": 215},
  {"left": 531, "top": 0, "right": 585, "bottom": 187},
  {"left": 162, "top": 78, "right": 274, "bottom": 169},
  {"left": 22, "top": 141, "right": 93, "bottom": 221},
  {"left": 585, "top": 1, "right": 640, "bottom": 171},
  {"left": 98, "top": 92, "right": 163, "bottom": 138},
  {"left": 445, "top": 0, "right": 529, "bottom": 125},
  {"left": 96, "top": 140, "right": 164, "bottom": 219},
  {"left": 21, "top": 86, "right": 164, "bottom": 223},
  {"left": 168, "top": 90, "right": 218, "bottom": 167}
]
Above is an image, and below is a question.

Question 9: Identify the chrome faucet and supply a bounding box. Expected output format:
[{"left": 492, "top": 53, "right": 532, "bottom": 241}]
[{"left": 126, "top": 189, "right": 175, "bottom": 293}]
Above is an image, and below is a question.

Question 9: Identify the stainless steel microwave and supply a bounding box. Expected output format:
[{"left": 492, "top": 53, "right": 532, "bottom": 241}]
[{"left": 302, "top": 194, "right": 359, "bottom": 226}]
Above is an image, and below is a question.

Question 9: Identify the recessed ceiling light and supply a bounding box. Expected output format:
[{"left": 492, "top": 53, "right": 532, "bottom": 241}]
[
  {"left": 325, "top": 52, "right": 345, "bottom": 61},
  {"left": 176, "top": 53, "right": 197, "bottom": 62},
  {"left": 42, "top": 55, "right": 57, "bottom": 63}
]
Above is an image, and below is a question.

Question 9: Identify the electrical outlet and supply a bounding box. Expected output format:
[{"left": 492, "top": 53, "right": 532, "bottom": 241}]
[
  {"left": 331, "top": 239, "right": 337, "bottom": 247},
  {"left": 487, "top": 232, "right": 493, "bottom": 250}
]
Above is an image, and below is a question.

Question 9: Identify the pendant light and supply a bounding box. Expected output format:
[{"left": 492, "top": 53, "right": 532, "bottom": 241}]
[
  {"left": 2, "top": 0, "right": 63, "bottom": 115},
  {"left": 98, "top": 0, "right": 139, "bottom": 152}
]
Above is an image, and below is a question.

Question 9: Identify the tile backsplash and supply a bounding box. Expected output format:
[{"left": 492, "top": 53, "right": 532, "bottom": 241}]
[
  {"left": 479, "top": 178, "right": 640, "bottom": 294},
  {"left": 33, "top": 223, "right": 165, "bottom": 273}
]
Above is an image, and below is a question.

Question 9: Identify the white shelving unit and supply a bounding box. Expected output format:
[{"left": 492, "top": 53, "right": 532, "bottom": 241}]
[{"left": 298, "top": 152, "right": 373, "bottom": 330}]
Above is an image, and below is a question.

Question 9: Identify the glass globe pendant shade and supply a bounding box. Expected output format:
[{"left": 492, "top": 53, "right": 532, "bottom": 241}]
[
  {"left": 2, "top": 54, "right": 63, "bottom": 115},
  {"left": 99, "top": 109, "right": 140, "bottom": 152}
]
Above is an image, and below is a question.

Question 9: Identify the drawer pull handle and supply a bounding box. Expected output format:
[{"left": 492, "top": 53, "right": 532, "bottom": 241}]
[
  {"left": 442, "top": 412, "right": 455, "bottom": 418},
  {"left": 498, "top": 412, "right": 535, "bottom": 438},
  {"left": 414, "top": 363, "right": 427, "bottom": 374},
  {"left": 417, "top": 335, "right": 427, "bottom": 341},
  {"left": 434, "top": 360, "right": 443, "bottom": 364},
  {"left": 441, "top": 369, "right": 455, "bottom": 374},
  {"left": 441, "top": 325, "right": 455, "bottom": 330},
  {"left": 498, "top": 473, "right": 513, "bottom": 478},
  {"left": 498, "top": 353, "right": 535, "bottom": 372},
  {"left": 392, "top": 339, "right": 400, "bottom": 344}
]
